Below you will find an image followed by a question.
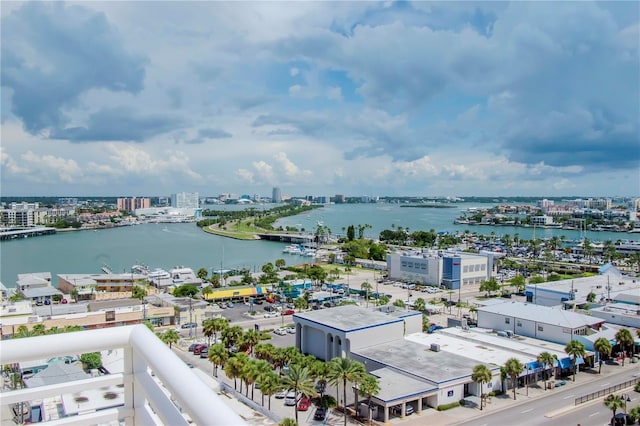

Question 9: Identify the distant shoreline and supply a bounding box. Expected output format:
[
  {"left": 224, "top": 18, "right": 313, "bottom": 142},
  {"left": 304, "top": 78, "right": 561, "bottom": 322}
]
[{"left": 400, "top": 204, "right": 457, "bottom": 209}]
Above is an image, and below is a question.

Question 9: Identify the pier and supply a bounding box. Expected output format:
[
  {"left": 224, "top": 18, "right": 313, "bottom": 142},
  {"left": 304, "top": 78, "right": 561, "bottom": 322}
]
[
  {"left": 256, "top": 233, "right": 313, "bottom": 243},
  {"left": 0, "top": 227, "right": 57, "bottom": 241}
]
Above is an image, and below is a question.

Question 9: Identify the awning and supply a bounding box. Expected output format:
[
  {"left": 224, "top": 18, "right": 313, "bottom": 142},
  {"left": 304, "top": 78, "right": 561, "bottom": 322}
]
[{"left": 204, "top": 286, "right": 268, "bottom": 301}]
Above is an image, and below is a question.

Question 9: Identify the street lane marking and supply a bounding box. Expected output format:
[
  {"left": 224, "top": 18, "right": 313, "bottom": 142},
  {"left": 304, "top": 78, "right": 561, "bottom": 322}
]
[
  {"left": 600, "top": 382, "right": 610, "bottom": 387},
  {"left": 562, "top": 394, "right": 575, "bottom": 399},
  {"left": 521, "top": 408, "right": 533, "bottom": 413},
  {"left": 589, "top": 412, "right": 599, "bottom": 417}
]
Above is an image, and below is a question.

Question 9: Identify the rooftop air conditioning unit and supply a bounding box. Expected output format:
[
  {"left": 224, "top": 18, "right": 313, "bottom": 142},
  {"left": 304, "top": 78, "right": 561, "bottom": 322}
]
[{"left": 430, "top": 343, "right": 440, "bottom": 352}]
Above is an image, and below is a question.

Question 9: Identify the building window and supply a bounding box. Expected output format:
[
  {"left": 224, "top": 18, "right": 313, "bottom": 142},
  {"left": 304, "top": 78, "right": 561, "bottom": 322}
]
[
  {"left": 538, "top": 325, "right": 544, "bottom": 332},
  {"left": 505, "top": 318, "right": 510, "bottom": 324},
  {"left": 517, "top": 321, "right": 522, "bottom": 327}
]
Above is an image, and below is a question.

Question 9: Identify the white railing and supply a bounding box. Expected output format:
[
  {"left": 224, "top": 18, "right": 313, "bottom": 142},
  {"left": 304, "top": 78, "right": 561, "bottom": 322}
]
[{"left": 0, "top": 325, "right": 245, "bottom": 426}]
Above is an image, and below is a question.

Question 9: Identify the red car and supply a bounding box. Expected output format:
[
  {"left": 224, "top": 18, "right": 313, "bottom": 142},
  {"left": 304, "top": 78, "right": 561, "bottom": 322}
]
[
  {"left": 297, "top": 396, "right": 310, "bottom": 411},
  {"left": 265, "top": 297, "right": 276, "bottom": 303},
  {"left": 282, "top": 309, "right": 295, "bottom": 316}
]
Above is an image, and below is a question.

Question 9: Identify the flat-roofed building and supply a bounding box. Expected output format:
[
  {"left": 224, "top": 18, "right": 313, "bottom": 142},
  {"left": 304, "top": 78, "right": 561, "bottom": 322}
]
[
  {"left": 525, "top": 264, "right": 640, "bottom": 307},
  {"left": 387, "top": 250, "right": 492, "bottom": 289},
  {"left": 58, "top": 273, "right": 149, "bottom": 301},
  {"left": 292, "top": 305, "right": 422, "bottom": 361},
  {"left": 477, "top": 301, "right": 605, "bottom": 345}
]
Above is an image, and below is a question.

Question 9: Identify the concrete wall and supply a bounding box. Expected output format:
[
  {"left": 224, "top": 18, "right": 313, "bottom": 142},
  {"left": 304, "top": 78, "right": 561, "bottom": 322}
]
[
  {"left": 477, "top": 310, "right": 577, "bottom": 345},
  {"left": 348, "top": 322, "right": 406, "bottom": 350},
  {"left": 589, "top": 310, "right": 640, "bottom": 328}
]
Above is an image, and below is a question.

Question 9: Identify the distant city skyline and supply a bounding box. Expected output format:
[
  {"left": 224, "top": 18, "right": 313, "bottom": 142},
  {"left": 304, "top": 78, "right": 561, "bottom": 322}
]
[{"left": 1, "top": 2, "right": 638, "bottom": 197}]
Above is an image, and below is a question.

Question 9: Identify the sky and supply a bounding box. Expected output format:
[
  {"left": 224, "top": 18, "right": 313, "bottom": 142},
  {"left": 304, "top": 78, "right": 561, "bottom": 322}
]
[{"left": 1, "top": 1, "right": 639, "bottom": 198}]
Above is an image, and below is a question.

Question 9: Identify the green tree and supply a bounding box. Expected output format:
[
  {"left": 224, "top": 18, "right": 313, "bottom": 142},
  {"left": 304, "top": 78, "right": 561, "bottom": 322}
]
[
  {"left": 279, "top": 419, "right": 297, "bottom": 426},
  {"left": 628, "top": 405, "right": 640, "bottom": 424},
  {"left": 222, "top": 325, "right": 244, "bottom": 350},
  {"left": 593, "top": 337, "right": 612, "bottom": 374},
  {"left": 223, "top": 355, "right": 242, "bottom": 390},
  {"left": 243, "top": 329, "right": 261, "bottom": 356},
  {"left": 509, "top": 275, "right": 526, "bottom": 293},
  {"left": 471, "top": 364, "right": 492, "bottom": 410},
  {"left": 197, "top": 268, "right": 208, "bottom": 281},
  {"left": 537, "top": 352, "right": 556, "bottom": 390},
  {"left": 275, "top": 259, "right": 286, "bottom": 270},
  {"left": 328, "top": 357, "right": 366, "bottom": 426},
  {"left": 586, "top": 291, "right": 597, "bottom": 303},
  {"left": 615, "top": 328, "right": 634, "bottom": 366},
  {"left": 208, "top": 343, "right": 228, "bottom": 377},
  {"left": 161, "top": 329, "right": 179, "bottom": 349},
  {"left": 172, "top": 284, "right": 199, "bottom": 298},
  {"left": 282, "top": 364, "right": 316, "bottom": 425},
  {"left": 479, "top": 278, "right": 500, "bottom": 296},
  {"left": 564, "top": 340, "right": 586, "bottom": 381},
  {"left": 132, "top": 285, "right": 147, "bottom": 301},
  {"left": 358, "top": 374, "right": 380, "bottom": 423},
  {"left": 79, "top": 352, "right": 102, "bottom": 370},
  {"left": 421, "top": 315, "right": 430, "bottom": 332},
  {"left": 604, "top": 394, "right": 626, "bottom": 426},
  {"left": 413, "top": 297, "right": 426, "bottom": 312},
  {"left": 503, "top": 358, "right": 523, "bottom": 400},
  {"left": 260, "top": 372, "right": 283, "bottom": 410}
]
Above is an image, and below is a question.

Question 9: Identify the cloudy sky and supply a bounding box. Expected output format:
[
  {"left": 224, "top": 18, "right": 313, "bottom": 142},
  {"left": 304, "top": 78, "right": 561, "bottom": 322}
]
[{"left": 1, "top": 1, "right": 638, "bottom": 198}]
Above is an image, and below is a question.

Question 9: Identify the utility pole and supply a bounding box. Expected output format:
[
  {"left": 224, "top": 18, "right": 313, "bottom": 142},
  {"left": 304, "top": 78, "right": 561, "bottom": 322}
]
[{"left": 189, "top": 298, "right": 193, "bottom": 338}]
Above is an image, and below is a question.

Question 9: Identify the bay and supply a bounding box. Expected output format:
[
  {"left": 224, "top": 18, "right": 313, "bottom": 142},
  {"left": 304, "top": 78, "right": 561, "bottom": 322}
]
[{"left": 2, "top": 202, "right": 637, "bottom": 287}]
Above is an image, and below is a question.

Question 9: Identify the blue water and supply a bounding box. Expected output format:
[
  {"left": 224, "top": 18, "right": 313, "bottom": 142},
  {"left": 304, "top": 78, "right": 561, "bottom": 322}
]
[{"left": 1, "top": 202, "right": 636, "bottom": 287}]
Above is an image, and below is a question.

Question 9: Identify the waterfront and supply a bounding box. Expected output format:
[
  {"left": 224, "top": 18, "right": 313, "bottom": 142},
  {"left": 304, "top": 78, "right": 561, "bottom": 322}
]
[{"left": 1, "top": 203, "right": 638, "bottom": 287}]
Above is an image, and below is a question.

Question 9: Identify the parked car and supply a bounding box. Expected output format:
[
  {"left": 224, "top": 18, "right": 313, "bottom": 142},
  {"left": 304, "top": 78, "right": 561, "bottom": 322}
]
[
  {"left": 188, "top": 343, "right": 204, "bottom": 352},
  {"left": 286, "top": 327, "right": 296, "bottom": 334},
  {"left": 253, "top": 299, "right": 263, "bottom": 305},
  {"left": 274, "top": 328, "right": 288, "bottom": 336},
  {"left": 265, "top": 297, "right": 276, "bottom": 303},
  {"left": 60, "top": 298, "right": 68, "bottom": 304},
  {"left": 193, "top": 344, "right": 207, "bottom": 355},
  {"left": 181, "top": 322, "right": 197, "bottom": 329},
  {"left": 226, "top": 301, "right": 234, "bottom": 308},
  {"left": 391, "top": 404, "right": 414, "bottom": 416},
  {"left": 297, "top": 396, "right": 310, "bottom": 411},
  {"left": 264, "top": 312, "right": 279, "bottom": 318},
  {"left": 284, "top": 391, "right": 302, "bottom": 406},
  {"left": 274, "top": 389, "right": 288, "bottom": 399},
  {"left": 313, "top": 407, "right": 328, "bottom": 421},
  {"left": 200, "top": 347, "right": 209, "bottom": 358},
  {"left": 264, "top": 305, "right": 275, "bottom": 312},
  {"left": 282, "top": 309, "right": 295, "bottom": 316}
]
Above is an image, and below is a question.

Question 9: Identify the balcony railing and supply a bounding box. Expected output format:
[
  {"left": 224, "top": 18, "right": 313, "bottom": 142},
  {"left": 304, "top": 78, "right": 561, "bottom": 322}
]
[{"left": 0, "top": 324, "right": 245, "bottom": 425}]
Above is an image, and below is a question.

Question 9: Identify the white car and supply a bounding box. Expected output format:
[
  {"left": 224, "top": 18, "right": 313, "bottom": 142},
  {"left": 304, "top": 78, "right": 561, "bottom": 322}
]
[
  {"left": 274, "top": 328, "right": 288, "bottom": 336},
  {"left": 264, "top": 312, "right": 279, "bottom": 318}
]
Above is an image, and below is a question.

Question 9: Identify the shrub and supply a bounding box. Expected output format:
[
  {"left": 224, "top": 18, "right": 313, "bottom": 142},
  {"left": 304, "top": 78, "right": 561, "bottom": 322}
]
[{"left": 436, "top": 401, "right": 463, "bottom": 411}]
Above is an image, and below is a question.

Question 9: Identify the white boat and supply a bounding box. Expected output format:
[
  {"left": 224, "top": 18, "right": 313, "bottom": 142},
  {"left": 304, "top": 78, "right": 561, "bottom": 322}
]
[{"left": 148, "top": 268, "right": 170, "bottom": 280}]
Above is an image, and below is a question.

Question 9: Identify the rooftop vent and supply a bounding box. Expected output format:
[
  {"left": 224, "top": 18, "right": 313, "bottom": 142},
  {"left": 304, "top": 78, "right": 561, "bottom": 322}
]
[{"left": 430, "top": 343, "right": 440, "bottom": 352}]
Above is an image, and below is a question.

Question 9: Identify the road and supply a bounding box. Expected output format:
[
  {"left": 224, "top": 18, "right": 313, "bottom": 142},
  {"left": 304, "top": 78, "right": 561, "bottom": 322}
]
[{"left": 458, "top": 368, "right": 639, "bottom": 426}]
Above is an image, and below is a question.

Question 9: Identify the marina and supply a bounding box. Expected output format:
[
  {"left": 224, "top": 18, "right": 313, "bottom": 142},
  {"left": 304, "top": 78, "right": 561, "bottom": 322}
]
[{"left": 1, "top": 203, "right": 638, "bottom": 288}]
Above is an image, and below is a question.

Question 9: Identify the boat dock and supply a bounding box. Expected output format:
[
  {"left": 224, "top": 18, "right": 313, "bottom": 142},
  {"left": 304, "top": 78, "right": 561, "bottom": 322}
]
[{"left": 256, "top": 233, "right": 313, "bottom": 243}]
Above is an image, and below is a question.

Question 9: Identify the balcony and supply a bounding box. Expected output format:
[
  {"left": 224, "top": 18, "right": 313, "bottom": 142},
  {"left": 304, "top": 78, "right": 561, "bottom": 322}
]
[{"left": 0, "top": 325, "right": 245, "bottom": 425}]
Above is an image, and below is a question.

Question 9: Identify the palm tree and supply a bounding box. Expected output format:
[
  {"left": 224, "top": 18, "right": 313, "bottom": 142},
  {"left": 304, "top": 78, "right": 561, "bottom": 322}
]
[
  {"left": 604, "top": 394, "right": 626, "bottom": 426},
  {"left": 537, "top": 352, "right": 556, "bottom": 390},
  {"left": 471, "top": 364, "right": 492, "bottom": 410},
  {"left": 224, "top": 355, "right": 245, "bottom": 391},
  {"left": 281, "top": 364, "right": 315, "bottom": 425},
  {"left": 208, "top": 343, "right": 228, "bottom": 377},
  {"left": 206, "top": 317, "right": 229, "bottom": 344},
  {"left": 593, "top": 337, "right": 612, "bottom": 374},
  {"left": 358, "top": 374, "right": 380, "bottom": 424},
  {"left": 503, "top": 358, "right": 523, "bottom": 400},
  {"left": 242, "top": 359, "right": 262, "bottom": 399},
  {"left": 243, "top": 329, "right": 261, "bottom": 356},
  {"left": 260, "top": 372, "right": 282, "bottom": 410},
  {"left": 222, "top": 325, "right": 244, "bottom": 351},
  {"left": 615, "top": 328, "right": 634, "bottom": 366},
  {"left": 564, "top": 340, "right": 586, "bottom": 382},
  {"left": 254, "top": 343, "right": 276, "bottom": 364},
  {"left": 279, "top": 419, "right": 297, "bottom": 426},
  {"left": 361, "top": 281, "right": 372, "bottom": 307},
  {"left": 161, "top": 329, "right": 179, "bottom": 349},
  {"left": 328, "top": 357, "right": 366, "bottom": 426}
]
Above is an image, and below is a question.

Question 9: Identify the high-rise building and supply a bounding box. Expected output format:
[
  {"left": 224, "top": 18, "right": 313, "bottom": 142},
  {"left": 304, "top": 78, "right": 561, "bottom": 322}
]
[
  {"left": 334, "top": 194, "right": 346, "bottom": 204},
  {"left": 171, "top": 192, "right": 199, "bottom": 209},
  {"left": 117, "top": 197, "right": 151, "bottom": 212},
  {"left": 272, "top": 187, "right": 282, "bottom": 203}
]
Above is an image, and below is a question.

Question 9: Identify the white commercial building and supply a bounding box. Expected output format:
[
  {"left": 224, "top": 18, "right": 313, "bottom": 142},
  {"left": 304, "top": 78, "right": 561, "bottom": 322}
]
[
  {"left": 477, "top": 301, "right": 605, "bottom": 345},
  {"left": 171, "top": 192, "right": 199, "bottom": 209},
  {"left": 387, "top": 250, "right": 493, "bottom": 289},
  {"left": 293, "top": 305, "right": 422, "bottom": 360}
]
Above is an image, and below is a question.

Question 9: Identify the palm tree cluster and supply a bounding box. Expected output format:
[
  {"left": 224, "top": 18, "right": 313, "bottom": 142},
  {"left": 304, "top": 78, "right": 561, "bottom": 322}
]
[{"left": 184, "top": 323, "right": 379, "bottom": 426}]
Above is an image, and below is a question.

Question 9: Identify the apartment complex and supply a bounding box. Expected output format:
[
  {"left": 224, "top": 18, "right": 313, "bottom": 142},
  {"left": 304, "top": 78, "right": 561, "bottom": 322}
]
[
  {"left": 117, "top": 197, "right": 151, "bottom": 212},
  {"left": 0, "top": 202, "right": 75, "bottom": 226},
  {"left": 171, "top": 192, "right": 199, "bottom": 209}
]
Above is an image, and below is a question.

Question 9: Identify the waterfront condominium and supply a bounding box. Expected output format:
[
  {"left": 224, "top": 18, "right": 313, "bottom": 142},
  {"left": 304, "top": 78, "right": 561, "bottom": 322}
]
[
  {"left": 171, "top": 192, "right": 199, "bottom": 209},
  {"left": 272, "top": 187, "right": 282, "bottom": 203}
]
